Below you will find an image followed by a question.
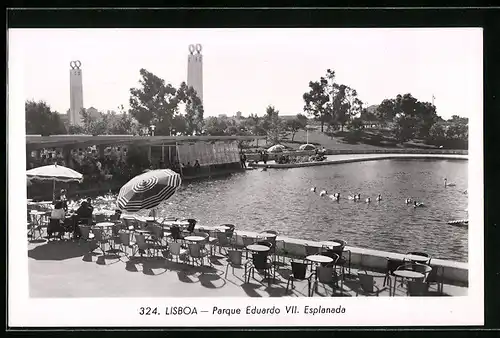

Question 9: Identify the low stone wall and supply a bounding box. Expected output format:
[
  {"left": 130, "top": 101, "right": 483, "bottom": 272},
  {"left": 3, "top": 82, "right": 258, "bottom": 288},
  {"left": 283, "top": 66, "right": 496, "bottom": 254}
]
[{"left": 222, "top": 229, "right": 468, "bottom": 286}]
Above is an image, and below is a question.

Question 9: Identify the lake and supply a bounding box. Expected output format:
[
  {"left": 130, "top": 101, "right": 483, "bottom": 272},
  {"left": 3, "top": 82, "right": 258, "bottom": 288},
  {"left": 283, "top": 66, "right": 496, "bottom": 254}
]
[{"left": 154, "top": 158, "right": 468, "bottom": 262}]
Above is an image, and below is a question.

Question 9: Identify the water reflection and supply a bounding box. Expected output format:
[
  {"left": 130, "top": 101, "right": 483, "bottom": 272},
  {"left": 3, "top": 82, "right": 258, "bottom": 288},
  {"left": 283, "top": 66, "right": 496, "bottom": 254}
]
[{"left": 154, "top": 159, "right": 467, "bottom": 262}]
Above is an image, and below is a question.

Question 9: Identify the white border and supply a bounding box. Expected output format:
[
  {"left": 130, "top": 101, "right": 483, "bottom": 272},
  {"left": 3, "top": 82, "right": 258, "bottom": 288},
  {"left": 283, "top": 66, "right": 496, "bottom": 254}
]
[{"left": 8, "top": 28, "right": 483, "bottom": 327}]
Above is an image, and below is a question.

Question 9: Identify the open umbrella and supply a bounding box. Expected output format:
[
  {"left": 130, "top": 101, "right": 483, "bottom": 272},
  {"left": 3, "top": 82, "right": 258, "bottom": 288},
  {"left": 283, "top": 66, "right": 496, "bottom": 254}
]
[
  {"left": 267, "top": 144, "right": 286, "bottom": 153},
  {"left": 299, "top": 144, "right": 316, "bottom": 151},
  {"left": 117, "top": 169, "right": 182, "bottom": 213},
  {"left": 26, "top": 164, "right": 83, "bottom": 199}
]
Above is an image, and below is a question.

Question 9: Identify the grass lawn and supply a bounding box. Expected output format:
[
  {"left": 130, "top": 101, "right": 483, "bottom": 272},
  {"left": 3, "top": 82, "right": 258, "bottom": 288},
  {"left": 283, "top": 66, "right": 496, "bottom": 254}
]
[{"left": 243, "top": 128, "right": 442, "bottom": 152}]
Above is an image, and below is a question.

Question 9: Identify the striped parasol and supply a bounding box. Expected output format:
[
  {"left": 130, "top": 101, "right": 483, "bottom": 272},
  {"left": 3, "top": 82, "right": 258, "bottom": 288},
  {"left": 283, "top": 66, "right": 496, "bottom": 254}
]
[{"left": 117, "top": 169, "right": 182, "bottom": 213}]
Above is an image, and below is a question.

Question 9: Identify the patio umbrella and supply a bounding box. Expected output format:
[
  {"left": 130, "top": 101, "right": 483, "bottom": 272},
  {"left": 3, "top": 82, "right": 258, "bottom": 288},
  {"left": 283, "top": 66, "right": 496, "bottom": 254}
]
[
  {"left": 299, "top": 144, "right": 316, "bottom": 151},
  {"left": 267, "top": 144, "right": 286, "bottom": 153},
  {"left": 26, "top": 164, "right": 83, "bottom": 199},
  {"left": 117, "top": 169, "right": 182, "bottom": 213}
]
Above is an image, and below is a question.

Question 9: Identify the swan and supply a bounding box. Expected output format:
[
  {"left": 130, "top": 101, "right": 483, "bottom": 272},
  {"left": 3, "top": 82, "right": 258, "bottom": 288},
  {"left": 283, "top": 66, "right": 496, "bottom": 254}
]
[
  {"left": 365, "top": 197, "right": 371, "bottom": 203},
  {"left": 405, "top": 198, "right": 412, "bottom": 204},
  {"left": 311, "top": 187, "right": 317, "bottom": 192},
  {"left": 319, "top": 190, "right": 327, "bottom": 197},
  {"left": 413, "top": 201, "right": 425, "bottom": 208},
  {"left": 329, "top": 193, "right": 340, "bottom": 201},
  {"left": 348, "top": 195, "right": 356, "bottom": 200},
  {"left": 376, "top": 194, "right": 382, "bottom": 201},
  {"left": 444, "top": 178, "right": 456, "bottom": 187},
  {"left": 356, "top": 193, "right": 361, "bottom": 200}
]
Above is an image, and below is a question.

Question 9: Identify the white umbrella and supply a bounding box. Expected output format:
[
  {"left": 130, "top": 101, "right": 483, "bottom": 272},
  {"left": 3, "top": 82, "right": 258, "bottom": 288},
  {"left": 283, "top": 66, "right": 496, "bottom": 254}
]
[
  {"left": 299, "top": 143, "right": 316, "bottom": 150},
  {"left": 26, "top": 164, "right": 83, "bottom": 200},
  {"left": 267, "top": 144, "right": 286, "bottom": 153}
]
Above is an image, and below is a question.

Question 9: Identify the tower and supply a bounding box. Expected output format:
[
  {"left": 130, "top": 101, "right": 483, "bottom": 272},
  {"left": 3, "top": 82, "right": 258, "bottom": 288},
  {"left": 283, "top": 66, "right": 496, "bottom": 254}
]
[
  {"left": 187, "top": 44, "right": 203, "bottom": 104},
  {"left": 69, "top": 60, "right": 84, "bottom": 126}
]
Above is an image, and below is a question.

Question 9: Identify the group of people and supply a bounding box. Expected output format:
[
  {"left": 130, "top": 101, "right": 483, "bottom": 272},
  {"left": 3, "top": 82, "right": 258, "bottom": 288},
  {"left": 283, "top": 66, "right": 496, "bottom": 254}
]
[{"left": 46, "top": 189, "right": 108, "bottom": 239}]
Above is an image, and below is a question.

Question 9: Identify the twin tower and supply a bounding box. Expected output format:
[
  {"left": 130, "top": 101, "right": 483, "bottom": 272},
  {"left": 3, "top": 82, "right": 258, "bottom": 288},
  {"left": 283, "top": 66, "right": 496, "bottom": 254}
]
[{"left": 68, "top": 44, "right": 204, "bottom": 127}]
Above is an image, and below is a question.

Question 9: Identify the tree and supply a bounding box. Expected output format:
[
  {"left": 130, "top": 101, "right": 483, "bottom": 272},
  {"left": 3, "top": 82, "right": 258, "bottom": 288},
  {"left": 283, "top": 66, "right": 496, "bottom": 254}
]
[
  {"left": 240, "top": 113, "right": 266, "bottom": 136},
  {"left": 262, "top": 105, "right": 285, "bottom": 144},
  {"left": 303, "top": 69, "right": 334, "bottom": 132},
  {"left": 331, "top": 84, "right": 363, "bottom": 131},
  {"left": 204, "top": 116, "right": 228, "bottom": 136},
  {"left": 25, "top": 100, "right": 67, "bottom": 136},
  {"left": 375, "top": 93, "right": 439, "bottom": 143},
  {"left": 428, "top": 123, "right": 447, "bottom": 145},
  {"left": 176, "top": 82, "right": 204, "bottom": 135},
  {"left": 129, "top": 68, "right": 179, "bottom": 135},
  {"left": 285, "top": 114, "right": 308, "bottom": 141}
]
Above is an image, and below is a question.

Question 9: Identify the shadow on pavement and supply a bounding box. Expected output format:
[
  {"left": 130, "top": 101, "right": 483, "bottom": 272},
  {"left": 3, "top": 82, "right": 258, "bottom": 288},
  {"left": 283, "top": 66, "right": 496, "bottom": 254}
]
[{"left": 28, "top": 241, "right": 89, "bottom": 261}]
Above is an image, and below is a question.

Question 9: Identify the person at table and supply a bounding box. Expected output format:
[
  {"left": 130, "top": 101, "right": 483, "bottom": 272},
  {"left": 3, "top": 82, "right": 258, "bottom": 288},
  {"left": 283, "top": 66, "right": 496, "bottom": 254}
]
[
  {"left": 86, "top": 197, "right": 94, "bottom": 213},
  {"left": 76, "top": 200, "right": 93, "bottom": 225},
  {"left": 48, "top": 201, "right": 65, "bottom": 239},
  {"left": 59, "top": 189, "right": 68, "bottom": 211},
  {"left": 194, "top": 159, "right": 201, "bottom": 172}
]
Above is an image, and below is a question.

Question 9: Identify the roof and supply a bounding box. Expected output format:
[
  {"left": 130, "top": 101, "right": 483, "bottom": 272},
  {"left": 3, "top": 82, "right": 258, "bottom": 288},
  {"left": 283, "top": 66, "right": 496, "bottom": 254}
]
[{"left": 26, "top": 135, "right": 266, "bottom": 150}]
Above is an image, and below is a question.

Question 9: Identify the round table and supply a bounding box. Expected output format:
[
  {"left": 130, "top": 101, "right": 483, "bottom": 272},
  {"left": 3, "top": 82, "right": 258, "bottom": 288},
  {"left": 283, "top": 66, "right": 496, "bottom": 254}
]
[
  {"left": 306, "top": 255, "right": 334, "bottom": 264},
  {"left": 144, "top": 217, "right": 156, "bottom": 222},
  {"left": 95, "top": 222, "right": 114, "bottom": 228},
  {"left": 184, "top": 236, "right": 205, "bottom": 242},
  {"left": 393, "top": 270, "right": 425, "bottom": 279},
  {"left": 261, "top": 232, "right": 277, "bottom": 238},
  {"left": 246, "top": 244, "right": 270, "bottom": 252},
  {"left": 320, "top": 241, "right": 342, "bottom": 248},
  {"left": 405, "top": 254, "right": 430, "bottom": 263},
  {"left": 134, "top": 229, "right": 150, "bottom": 234}
]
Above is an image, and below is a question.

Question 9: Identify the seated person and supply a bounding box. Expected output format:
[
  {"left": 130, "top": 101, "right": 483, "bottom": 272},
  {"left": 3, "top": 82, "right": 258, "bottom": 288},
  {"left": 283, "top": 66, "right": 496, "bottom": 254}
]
[
  {"left": 48, "top": 201, "right": 66, "bottom": 238},
  {"left": 76, "top": 200, "right": 93, "bottom": 225}
]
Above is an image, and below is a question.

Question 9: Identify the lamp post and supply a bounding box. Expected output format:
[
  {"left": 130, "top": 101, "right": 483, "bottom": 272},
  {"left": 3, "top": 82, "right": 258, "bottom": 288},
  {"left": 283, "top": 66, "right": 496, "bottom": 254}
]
[
  {"left": 150, "top": 124, "right": 156, "bottom": 136},
  {"left": 305, "top": 125, "right": 310, "bottom": 144}
]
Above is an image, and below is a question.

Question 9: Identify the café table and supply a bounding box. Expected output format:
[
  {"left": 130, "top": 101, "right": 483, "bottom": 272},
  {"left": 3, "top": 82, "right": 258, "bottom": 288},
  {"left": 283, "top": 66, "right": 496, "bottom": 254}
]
[
  {"left": 320, "top": 241, "right": 342, "bottom": 248},
  {"left": 246, "top": 244, "right": 271, "bottom": 253},
  {"left": 184, "top": 236, "right": 205, "bottom": 242},
  {"left": 260, "top": 232, "right": 277, "bottom": 238},
  {"left": 95, "top": 222, "right": 114, "bottom": 228},
  {"left": 306, "top": 255, "right": 334, "bottom": 264},
  {"left": 392, "top": 270, "right": 425, "bottom": 296},
  {"left": 404, "top": 254, "right": 430, "bottom": 263}
]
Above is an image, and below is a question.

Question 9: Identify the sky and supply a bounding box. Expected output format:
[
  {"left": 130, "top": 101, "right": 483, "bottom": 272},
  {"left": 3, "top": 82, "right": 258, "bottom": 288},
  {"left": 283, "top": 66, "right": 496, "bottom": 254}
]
[{"left": 11, "top": 28, "right": 482, "bottom": 119}]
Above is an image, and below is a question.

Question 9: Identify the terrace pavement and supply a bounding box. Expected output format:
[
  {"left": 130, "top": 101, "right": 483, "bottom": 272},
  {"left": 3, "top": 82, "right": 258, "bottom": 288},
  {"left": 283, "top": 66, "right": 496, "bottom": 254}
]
[{"left": 28, "top": 240, "right": 468, "bottom": 298}]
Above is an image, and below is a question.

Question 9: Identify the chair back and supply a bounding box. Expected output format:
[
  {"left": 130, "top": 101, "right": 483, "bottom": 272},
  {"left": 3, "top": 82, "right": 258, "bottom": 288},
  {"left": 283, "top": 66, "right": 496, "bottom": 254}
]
[
  {"left": 80, "top": 226, "right": 92, "bottom": 240},
  {"left": 358, "top": 273, "right": 375, "bottom": 293},
  {"left": 320, "top": 250, "right": 339, "bottom": 265},
  {"left": 228, "top": 250, "right": 242, "bottom": 265},
  {"left": 169, "top": 242, "right": 181, "bottom": 255},
  {"left": 122, "top": 218, "right": 135, "bottom": 230},
  {"left": 170, "top": 226, "right": 182, "bottom": 240},
  {"left": 252, "top": 252, "right": 269, "bottom": 270},
  {"left": 216, "top": 231, "right": 230, "bottom": 245},
  {"left": 134, "top": 233, "right": 147, "bottom": 249},
  {"left": 412, "top": 263, "right": 432, "bottom": 281},
  {"left": 316, "top": 266, "right": 335, "bottom": 283},
  {"left": 188, "top": 243, "right": 202, "bottom": 258},
  {"left": 386, "top": 258, "right": 404, "bottom": 275},
  {"left": 291, "top": 261, "right": 307, "bottom": 279},
  {"left": 305, "top": 245, "right": 320, "bottom": 256},
  {"left": 407, "top": 281, "right": 428, "bottom": 296},
  {"left": 119, "top": 231, "right": 130, "bottom": 246},
  {"left": 186, "top": 219, "right": 197, "bottom": 233},
  {"left": 242, "top": 236, "right": 255, "bottom": 247},
  {"left": 92, "top": 228, "right": 105, "bottom": 241},
  {"left": 426, "top": 265, "right": 442, "bottom": 283},
  {"left": 150, "top": 225, "right": 163, "bottom": 240}
]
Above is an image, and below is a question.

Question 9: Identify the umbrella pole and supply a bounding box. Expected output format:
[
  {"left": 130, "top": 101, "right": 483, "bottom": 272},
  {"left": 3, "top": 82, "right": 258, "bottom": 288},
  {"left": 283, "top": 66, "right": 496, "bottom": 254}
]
[{"left": 53, "top": 179, "right": 56, "bottom": 201}]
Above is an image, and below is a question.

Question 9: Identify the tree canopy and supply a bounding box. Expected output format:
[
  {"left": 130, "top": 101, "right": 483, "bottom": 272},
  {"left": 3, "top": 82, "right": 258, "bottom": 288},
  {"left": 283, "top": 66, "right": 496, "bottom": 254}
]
[{"left": 25, "top": 100, "right": 67, "bottom": 136}]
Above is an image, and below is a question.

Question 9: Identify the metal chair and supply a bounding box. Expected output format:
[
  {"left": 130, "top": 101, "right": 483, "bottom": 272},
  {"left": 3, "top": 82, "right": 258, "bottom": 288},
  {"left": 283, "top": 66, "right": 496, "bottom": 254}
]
[
  {"left": 225, "top": 250, "right": 244, "bottom": 278},
  {"left": 312, "top": 266, "right": 342, "bottom": 296},
  {"left": 188, "top": 243, "right": 209, "bottom": 266},
  {"left": 407, "top": 280, "right": 429, "bottom": 296},
  {"left": 169, "top": 242, "right": 188, "bottom": 263},
  {"left": 426, "top": 265, "right": 445, "bottom": 295},
  {"left": 404, "top": 251, "right": 431, "bottom": 265},
  {"left": 134, "top": 233, "right": 154, "bottom": 257},
  {"left": 285, "top": 261, "right": 314, "bottom": 296},
  {"left": 356, "top": 272, "right": 391, "bottom": 297},
  {"left": 245, "top": 252, "right": 275, "bottom": 287},
  {"left": 383, "top": 257, "right": 404, "bottom": 287}
]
